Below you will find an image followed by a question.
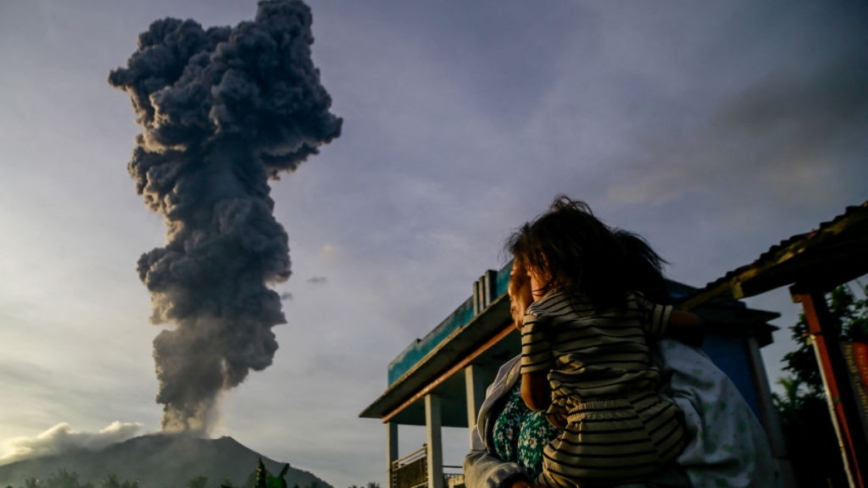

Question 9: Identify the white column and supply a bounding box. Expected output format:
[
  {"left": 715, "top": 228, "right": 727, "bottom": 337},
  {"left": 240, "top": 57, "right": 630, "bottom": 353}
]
[
  {"left": 387, "top": 422, "right": 398, "bottom": 488},
  {"left": 465, "top": 365, "right": 485, "bottom": 439},
  {"left": 425, "top": 394, "right": 445, "bottom": 488},
  {"left": 746, "top": 336, "right": 796, "bottom": 488}
]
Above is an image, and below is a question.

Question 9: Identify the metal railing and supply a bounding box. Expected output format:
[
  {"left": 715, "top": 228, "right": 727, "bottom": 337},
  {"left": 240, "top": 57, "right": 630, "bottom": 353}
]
[
  {"left": 392, "top": 445, "right": 428, "bottom": 488},
  {"left": 391, "top": 447, "right": 465, "bottom": 488},
  {"left": 443, "top": 467, "right": 465, "bottom": 488}
]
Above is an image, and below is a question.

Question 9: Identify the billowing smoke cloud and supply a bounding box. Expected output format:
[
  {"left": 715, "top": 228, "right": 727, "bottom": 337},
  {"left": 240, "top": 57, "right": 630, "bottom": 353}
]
[
  {"left": 0, "top": 422, "right": 144, "bottom": 465},
  {"left": 108, "top": 0, "right": 341, "bottom": 432}
]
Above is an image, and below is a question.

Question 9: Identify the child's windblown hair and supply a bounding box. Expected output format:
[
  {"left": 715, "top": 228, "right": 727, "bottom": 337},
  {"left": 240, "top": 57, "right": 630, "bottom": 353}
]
[
  {"left": 613, "top": 228, "right": 669, "bottom": 304},
  {"left": 506, "top": 195, "right": 668, "bottom": 311}
]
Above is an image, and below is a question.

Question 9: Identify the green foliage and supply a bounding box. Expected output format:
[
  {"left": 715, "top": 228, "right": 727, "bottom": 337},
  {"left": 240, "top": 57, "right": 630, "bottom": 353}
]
[
  {"left": 779, "top": 283, "right": 868, "bottom": 399},
  {"left": 348, "top": 483, "right": 380, "bottom": 488},
  {"left": 10, "top": 460, "right": 311, "bottom": 488},
  {"left": 232, "top": 459, "right": 292, "bottom": 488},
  {"left": 100, "top": 474, "right": 139, "bottom": 488},
  {"left": 15, "top": 470, "right": 98, "bottom": 488},
  {"left": 187, "top": 476, "right": 208, "bottom": 488},
  {"left": 773, "top": 283, "right": 868, "bottom": 488}
]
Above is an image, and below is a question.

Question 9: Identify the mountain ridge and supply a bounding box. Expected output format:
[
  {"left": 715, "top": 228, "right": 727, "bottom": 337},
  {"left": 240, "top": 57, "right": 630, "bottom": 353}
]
[{"left": 0, "top": 433, "right": 333, "bottom": 488}]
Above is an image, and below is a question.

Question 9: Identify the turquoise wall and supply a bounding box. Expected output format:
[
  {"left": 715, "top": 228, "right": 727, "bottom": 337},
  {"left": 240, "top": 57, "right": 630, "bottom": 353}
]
[{"left": 387, "top": 262, "right": 512, "bottom": 385}]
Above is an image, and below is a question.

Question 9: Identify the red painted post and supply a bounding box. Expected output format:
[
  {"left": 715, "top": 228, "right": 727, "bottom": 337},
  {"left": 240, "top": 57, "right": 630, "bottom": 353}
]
[{"left": 793, "top": 289, "right": 867, "bottom": 488}]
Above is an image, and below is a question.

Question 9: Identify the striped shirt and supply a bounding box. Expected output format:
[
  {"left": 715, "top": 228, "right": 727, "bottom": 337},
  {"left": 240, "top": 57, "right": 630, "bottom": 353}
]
[
  {"left": 520, "top": 289, "right": 672, "bottom": 401},
  {"left": 520, "top": 289, "right": 686, "bottom": 486}
]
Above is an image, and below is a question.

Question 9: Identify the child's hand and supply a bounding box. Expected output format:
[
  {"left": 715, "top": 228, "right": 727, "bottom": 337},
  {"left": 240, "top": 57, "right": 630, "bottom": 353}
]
[
  {"left": 546, "top": 411, "right": 567, "bottom": 429},
  {"left": 510, "top": 480, "right": 547, "bottom": 488},
  {"left": 509, "top": 260, "right": 534, "bottom": 329},
  {"left": 668, "top": 310, "right": 704, "bottom": 347}
]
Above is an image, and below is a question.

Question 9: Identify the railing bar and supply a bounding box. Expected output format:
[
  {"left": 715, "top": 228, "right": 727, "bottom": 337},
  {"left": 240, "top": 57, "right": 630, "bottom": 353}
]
[{"left": 393, "top": 445, "right": 428, "bottom": 466}]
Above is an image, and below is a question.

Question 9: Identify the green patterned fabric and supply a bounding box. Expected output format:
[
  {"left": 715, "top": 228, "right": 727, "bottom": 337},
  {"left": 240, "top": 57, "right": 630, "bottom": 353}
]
[{"left": 492, "top": 384, "right": 563, "bottom": 480}]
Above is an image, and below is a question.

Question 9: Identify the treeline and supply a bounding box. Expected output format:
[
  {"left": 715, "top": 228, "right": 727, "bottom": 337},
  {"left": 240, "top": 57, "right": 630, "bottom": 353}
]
[
  {"left": 5, "top": 470, "right": 138, "bottom": 488},
  {"left": 3, "top": 459, "right": 373, "bottom": 488}
]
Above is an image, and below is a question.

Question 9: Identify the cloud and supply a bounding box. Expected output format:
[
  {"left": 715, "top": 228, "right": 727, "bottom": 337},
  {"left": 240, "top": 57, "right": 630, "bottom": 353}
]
[
  {"left": 0, "top": 421, "right": 145, "bottom": 465},
  {"left": 606, "top": 42, "right": 868, "bottom": 208},
  {"left": 306, "top": 276, "right": 328, "bottom": 286},
  {"left": 319, "top": 244, "right": 337, "bottom": 259}
]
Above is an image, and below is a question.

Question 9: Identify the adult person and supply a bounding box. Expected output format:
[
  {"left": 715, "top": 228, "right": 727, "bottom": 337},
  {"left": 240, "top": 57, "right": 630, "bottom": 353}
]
[{"left": 464, "top": 231, "right": 775, "bottom": 488}]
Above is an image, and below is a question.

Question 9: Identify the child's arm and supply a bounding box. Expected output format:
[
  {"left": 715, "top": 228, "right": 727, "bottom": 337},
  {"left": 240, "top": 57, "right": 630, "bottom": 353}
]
[
  {"left": 519, "top": 312, "right": 553, "bottom": 412},
  {"left": 521, "top": 370, "right": 551, "bottom": 412},
  {"left": 637, "top": 293, "right": 704, "bottom": 347}
]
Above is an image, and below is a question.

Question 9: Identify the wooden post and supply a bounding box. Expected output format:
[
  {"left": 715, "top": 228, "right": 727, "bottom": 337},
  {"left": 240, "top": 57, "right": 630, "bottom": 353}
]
[
  {"left": 792, "top": 287, "right": 868, "bottom": 488},
  {"left": 386, "top": 422, "right": 398, "bottom": 488},
  {"left": 425, "top": 394, "right": 445, "bottom": 488}
]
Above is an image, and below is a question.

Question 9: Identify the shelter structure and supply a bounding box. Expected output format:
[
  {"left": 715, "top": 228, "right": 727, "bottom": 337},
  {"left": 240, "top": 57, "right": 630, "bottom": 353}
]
[
  {"left": 361, "top": 264, "right": 785, "bottom": 488},
  {"left": 682, "top": 201, "right": 868, "bottom": 488}
]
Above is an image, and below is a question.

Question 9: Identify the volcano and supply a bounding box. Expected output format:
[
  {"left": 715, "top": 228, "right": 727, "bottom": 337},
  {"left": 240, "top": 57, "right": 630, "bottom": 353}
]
[{"left": 0, "top": 434, "right": 333, "bottom": 488}]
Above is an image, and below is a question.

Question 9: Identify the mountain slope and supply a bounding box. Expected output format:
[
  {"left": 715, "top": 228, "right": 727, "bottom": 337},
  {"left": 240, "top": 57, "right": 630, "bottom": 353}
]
[{"left": 0, "top": 434, "right": 332, "bottom": 488}]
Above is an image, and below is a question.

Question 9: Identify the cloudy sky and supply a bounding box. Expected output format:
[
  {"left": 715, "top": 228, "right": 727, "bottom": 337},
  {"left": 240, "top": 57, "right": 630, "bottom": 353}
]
[{"left": 0, "top": 0, "right": 866, "bottom": 486}]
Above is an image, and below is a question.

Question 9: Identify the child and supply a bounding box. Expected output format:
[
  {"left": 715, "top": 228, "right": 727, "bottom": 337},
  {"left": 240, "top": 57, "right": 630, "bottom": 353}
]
[{"left": 508, "top": 196, "right": 700, "bottom": 488}]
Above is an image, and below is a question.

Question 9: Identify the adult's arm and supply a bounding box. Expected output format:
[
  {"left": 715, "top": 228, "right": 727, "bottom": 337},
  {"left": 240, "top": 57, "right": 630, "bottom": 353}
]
[
  {"left": 463, "top": 424, "right": 531, "bottom": 488},
  {"left": 656, "top": 339, "right": 776, "bottom": 488}
]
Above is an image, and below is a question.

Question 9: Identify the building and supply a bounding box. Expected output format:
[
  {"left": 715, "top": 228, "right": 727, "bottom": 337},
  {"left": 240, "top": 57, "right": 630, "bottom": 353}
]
[{"left": 360, "top": 262, "right": 785, "bottom": 488}]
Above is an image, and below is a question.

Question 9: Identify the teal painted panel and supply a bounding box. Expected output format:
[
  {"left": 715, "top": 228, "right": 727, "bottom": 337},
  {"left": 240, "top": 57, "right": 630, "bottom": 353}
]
[
  {"left": 495, "top": 261, "right": 512, "bottom": 297},
  {"left": 387, "top": 263, "right": 514, "bottom": 386},
  {"left": 388, "top": 297, "right": 475, "bottom": 385}
]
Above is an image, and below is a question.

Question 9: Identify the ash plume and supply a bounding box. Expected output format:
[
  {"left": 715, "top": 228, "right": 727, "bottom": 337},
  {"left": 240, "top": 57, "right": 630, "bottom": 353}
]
[{"left": 109, "top": 0, "right": 341, "bottom": 433}]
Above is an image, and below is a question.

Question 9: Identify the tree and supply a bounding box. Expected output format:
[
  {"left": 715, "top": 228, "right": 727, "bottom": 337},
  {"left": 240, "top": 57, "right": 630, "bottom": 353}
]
[
  {"left": 100, "top": 475, "right": 138, "bottom": 488},
  {"left": 187, "top": 476, "right": 208, "bottom": 488},
  {"left": 43, "top": 470, "right": 93, "bottom": 488},
  {"left": 772, "top": 282, "right": 868, "bottom": 488},
  {"left": 348, "top": 482, "right": 379, "bottom": 488}
]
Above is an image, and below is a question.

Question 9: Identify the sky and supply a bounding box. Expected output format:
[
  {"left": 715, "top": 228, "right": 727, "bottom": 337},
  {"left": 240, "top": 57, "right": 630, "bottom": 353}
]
[{"left": 0, "top": 0, "right": 867, "bottom": 486}]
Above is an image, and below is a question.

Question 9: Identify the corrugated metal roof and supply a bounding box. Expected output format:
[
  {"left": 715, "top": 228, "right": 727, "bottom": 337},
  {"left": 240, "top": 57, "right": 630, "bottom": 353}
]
[{"left": 684, "top": 201, "right": 868, "bottom": 308}]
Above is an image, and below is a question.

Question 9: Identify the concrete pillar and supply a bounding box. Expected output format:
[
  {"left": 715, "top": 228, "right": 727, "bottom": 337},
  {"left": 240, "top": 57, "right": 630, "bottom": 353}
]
[
  {"left": 425, "top": 394, "right": 444, "bottom": 488},
  {"left": 386, "top": 422, "right": 398, "bottom": 488},
  {"left": 465, "top": 365, "right": 485, "bottom": 438}
]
